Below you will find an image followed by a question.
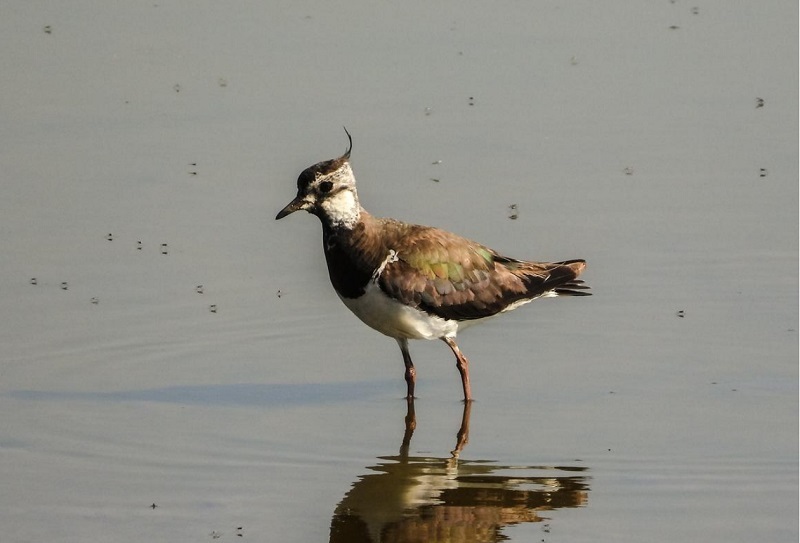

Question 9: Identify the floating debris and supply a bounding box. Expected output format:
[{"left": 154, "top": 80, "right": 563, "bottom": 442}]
[
  {"left": 173, "top": 83, "right": 181, "bottom": 93},
  {"left": 691, "top": 6, "right": 699, "bottom": 15},
  {"left": 623, "top": 166, "right": 634, "bottom": 176},
  {"left": 570, "top": 55, "right": 579, "bottom": 65},
  {"left": 424, "top": 107, "right": 433, "bottom": 116},
  {"left": 430, "top": 178, "right": 440, "bottom": 183},
  {"left": 431, "top": 160, "right": 442, "bottom": 165},
  {"left": 218, "top": 77, "right": 228, "bottom": 88},
  {"left": 669, "top": 25, "right": 680, "bottom": 30}
]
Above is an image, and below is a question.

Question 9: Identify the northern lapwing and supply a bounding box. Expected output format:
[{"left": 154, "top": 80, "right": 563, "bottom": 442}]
[{"left": 276, "top": 130, "right": 590, "bottom": 401}]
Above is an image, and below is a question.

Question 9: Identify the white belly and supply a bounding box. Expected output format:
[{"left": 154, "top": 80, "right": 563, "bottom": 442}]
[{"left": 338, "top": 282, "right": 459, "bottom": 340}]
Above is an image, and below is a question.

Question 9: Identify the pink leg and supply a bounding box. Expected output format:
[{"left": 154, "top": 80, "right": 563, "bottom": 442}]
[
  {"left": 396, "top": 338, "right": 416, "bottom": 399},
  {"left": 442, "top": 337, "right": 473, "bottom": 402}
]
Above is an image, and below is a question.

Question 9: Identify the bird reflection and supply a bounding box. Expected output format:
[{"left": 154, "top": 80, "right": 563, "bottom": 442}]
[{"left": 330, "top": 399, "right": 590, "bottom": 543}]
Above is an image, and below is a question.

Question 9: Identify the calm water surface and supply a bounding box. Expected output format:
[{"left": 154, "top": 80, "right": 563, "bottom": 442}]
[{"left": 1, "top": 1, "right": 796, "bottom": 542}]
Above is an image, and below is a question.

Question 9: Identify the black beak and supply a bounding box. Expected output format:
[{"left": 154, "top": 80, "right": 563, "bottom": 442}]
[{"left": 275, "top": 196, "right": 310, "bottom": 220}]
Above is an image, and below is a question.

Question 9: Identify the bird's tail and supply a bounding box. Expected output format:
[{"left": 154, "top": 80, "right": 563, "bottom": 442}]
[
  {"left": 552, "top": 259, "right": 591, "bottom": 296},
  {"left": 496, "top": 256, "right": 591, "bottom": 297}
]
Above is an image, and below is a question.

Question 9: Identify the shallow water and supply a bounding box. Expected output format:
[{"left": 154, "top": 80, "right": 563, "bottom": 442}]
[{"left": 1, "top": 1, "right": 796, "bottom": 542}]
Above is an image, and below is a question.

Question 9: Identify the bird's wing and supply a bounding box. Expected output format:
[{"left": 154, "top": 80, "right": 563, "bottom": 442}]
[{"left": 376, "top": 226, "right": 586, "bottom": 320}]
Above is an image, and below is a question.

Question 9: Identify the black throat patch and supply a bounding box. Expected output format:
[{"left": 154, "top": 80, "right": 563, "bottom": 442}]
[{"left": 322, "top": 227, "right": 372, "bottom": 299}]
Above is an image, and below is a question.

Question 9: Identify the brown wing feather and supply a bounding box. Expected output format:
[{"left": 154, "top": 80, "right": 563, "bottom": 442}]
[{"left": 377, "top": 224, "right": 589, "bottom": 321}]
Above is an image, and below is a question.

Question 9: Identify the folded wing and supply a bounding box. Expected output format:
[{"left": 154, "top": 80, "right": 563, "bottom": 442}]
[{"left": 377, "top": 227, "right": 589, "bottom": 321}]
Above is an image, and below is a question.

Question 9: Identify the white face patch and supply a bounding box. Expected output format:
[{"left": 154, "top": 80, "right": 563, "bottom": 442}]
[
  {"left": 316, "top": 162, "right": 361, "bottom": 229},
  {"left": 319, "top": 188, "right": 360, "bottom": 229}
]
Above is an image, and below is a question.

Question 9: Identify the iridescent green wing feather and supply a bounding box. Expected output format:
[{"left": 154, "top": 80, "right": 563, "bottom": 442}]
[{"left": 377, "top": 226, "right": 533, "bottom": 320}]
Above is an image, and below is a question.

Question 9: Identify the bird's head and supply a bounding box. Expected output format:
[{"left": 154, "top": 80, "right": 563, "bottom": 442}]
[{"left": 276, "top": 128, "right": 361, "bottom": 229}]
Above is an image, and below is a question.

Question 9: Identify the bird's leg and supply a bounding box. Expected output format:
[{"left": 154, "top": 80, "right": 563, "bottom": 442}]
[
  {"left": 442, "top": 337, "right": 473, "bottom": 402},
  {"left": 400, "top": 396, "right": 416, "bottom": 458},
  {"left": 396, "top": 338, "right": 416, "bottom": 399},
  {"left": 451, "top": 400, "right": 472, "bottom": 458}
]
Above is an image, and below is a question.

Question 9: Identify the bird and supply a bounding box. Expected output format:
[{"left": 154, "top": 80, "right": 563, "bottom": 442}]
[{"left": 276, "top": 130, "right": 590, "bottom": 401}]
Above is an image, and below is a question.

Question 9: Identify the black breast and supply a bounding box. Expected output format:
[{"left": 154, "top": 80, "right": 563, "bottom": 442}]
[{"left": 322, "top": 229, "right": 372, "bottom": 299}]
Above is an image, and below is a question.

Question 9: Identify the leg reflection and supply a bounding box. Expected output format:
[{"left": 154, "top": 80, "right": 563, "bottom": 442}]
[
  {"left": 451, "top": 400, "right": 471, "bottom": 458},
  {"left": 330, "top": 400, "right": 590, "bottom": 543},
  {"left": 400, "top": 397, "right": 471, "bottom": 459},
  {"left": 400, "top": 396, "right": 416, "bottom": 458}
]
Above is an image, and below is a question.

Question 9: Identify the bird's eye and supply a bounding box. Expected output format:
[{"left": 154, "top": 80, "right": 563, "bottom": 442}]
[{"left": 319, "top": 181, "right": 333, "bottom": 194}]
